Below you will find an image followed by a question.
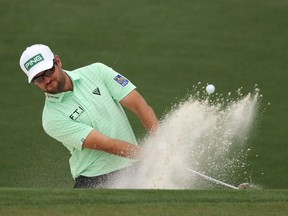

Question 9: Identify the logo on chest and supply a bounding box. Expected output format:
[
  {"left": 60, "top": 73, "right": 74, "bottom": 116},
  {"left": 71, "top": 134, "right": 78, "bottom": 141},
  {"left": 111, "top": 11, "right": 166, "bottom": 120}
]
[
  {"left": 92, "top": 87, "right": 101, "bottom": 95},
  {"left": 69, "top": 106, "right": 85, "bottom": 120}
]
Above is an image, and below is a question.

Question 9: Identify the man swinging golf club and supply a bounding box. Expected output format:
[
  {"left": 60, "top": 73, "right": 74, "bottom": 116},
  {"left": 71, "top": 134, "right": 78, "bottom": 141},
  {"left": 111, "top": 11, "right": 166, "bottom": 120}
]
[{"left": 19, "top": 44, "right": 158, "bottom": 188}]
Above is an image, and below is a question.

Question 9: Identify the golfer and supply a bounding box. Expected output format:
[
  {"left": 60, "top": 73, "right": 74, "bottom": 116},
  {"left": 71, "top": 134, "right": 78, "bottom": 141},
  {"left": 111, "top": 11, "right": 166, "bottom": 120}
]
[{"left": 19, "top": 44, "right": 158, "bottom": 188}]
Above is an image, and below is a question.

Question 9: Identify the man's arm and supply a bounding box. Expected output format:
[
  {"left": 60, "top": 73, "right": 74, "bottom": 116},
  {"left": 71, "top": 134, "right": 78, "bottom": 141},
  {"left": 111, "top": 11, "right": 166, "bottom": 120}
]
[
  {"left": 83, "top": 90, "right": 157, "bottom": 159},
  {"left": 120, "top": 90, "right": 158, "bottom": 133},
  {"left": 83, "top": 129, "right": 141, "bottom": 159}
]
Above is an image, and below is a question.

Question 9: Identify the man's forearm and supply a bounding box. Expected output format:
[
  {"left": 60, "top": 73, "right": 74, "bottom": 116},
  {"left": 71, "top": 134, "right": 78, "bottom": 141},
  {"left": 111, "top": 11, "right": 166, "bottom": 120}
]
[
  {"left": 100, "top": 138, "right": 141, "bottom": 159},
  {"left": 138, "top": 104, "right": 158, "bottom": 133},
  {"left": 83, "top": 129, "right": 141, "bottom": 159}
]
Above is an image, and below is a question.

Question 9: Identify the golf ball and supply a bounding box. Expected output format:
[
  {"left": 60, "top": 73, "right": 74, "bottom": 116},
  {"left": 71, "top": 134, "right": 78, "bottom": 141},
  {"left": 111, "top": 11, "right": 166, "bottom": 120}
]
[{"left": 206, "top": 84, "right": 215, "bottom": 94}]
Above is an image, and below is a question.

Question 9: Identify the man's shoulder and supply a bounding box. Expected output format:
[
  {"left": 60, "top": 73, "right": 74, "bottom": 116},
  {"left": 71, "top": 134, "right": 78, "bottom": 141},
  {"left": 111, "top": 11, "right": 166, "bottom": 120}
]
[
  {"left": 73, "top": 62, "right": 108, "bottom": 72},
  {"left": 66, "top": 62, "right": 110, "bottom": 79}
]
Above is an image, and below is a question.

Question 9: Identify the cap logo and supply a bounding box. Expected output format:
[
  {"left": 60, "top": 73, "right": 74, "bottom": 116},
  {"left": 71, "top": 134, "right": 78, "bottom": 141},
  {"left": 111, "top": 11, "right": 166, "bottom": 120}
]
[{"left": 24, "top": 54, "right": 44, "bottom": 71}]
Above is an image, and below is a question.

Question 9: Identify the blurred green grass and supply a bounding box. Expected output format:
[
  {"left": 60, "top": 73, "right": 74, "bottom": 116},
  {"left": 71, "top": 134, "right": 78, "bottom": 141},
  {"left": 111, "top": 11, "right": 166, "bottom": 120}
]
[
  {"left": 0, "top": 189, "right": 288, "bottom": 216},
  {"left": 0, "top": 0, "right": 287, "bottom": 188}
]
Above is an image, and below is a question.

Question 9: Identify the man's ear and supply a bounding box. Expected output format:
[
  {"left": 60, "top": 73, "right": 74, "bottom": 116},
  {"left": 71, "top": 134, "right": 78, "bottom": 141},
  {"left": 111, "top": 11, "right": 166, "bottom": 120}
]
[{"left": 54, "top": 55, "right": 62, "bottom": 68}]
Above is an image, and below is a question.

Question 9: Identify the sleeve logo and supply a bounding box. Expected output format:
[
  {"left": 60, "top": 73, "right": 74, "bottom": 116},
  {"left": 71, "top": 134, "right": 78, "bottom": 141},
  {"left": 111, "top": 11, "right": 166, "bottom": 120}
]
[{"left": 114, "top": 74, "right": 129, "bottom": 87}]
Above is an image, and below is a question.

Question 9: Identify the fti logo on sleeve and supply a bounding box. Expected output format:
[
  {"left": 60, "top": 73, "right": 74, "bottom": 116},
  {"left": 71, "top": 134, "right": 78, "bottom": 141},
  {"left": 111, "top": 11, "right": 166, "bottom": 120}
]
[
  {"left": 114, "top": 74, "right": 129, "bottom": 87},
  {"left": 24, "top": 54, "right": 44, "bottom": 71}
]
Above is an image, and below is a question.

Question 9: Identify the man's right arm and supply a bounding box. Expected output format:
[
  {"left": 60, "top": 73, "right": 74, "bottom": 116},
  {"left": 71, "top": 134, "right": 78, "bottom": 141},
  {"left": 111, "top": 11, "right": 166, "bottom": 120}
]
[
  {"left": 82, "top": 129, "right": 141, "bottom": 159},
  {"left": 43, "top": 111, "right": 141, "bottom": 158}
]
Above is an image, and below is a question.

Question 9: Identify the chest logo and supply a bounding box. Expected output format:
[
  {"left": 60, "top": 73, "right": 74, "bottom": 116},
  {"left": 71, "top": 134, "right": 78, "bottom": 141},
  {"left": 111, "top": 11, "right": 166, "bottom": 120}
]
[
  {"left": 69, "top": 106, "right": 84, "bottom": 120},
  {"left": 92, "top": 87, "right": 101, "bottom": 95}
]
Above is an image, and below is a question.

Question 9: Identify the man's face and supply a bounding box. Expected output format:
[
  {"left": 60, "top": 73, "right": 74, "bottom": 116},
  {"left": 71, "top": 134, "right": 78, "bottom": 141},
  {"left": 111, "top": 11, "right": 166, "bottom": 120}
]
[{"left": 32, "top": 57, "right": 66, "bottom": 94}]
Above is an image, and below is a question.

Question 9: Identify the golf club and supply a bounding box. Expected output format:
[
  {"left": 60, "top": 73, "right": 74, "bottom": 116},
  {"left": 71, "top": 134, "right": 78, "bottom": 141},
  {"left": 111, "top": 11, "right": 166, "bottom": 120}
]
[{"left": 186, "top": 167, "right": 240, "bottom": 190}]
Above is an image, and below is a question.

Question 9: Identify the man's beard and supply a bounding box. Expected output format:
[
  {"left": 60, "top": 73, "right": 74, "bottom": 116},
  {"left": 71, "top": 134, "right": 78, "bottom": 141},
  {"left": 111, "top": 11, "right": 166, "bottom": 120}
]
[{"left": 45, "top": 76, "right": 66, "bottom": 94}]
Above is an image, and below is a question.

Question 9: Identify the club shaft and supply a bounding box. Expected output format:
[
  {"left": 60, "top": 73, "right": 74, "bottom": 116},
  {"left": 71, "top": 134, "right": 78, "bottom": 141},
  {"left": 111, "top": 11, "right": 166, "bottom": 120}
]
[{"left": 186, "top": 167, "right": 239, "bottom": 190}]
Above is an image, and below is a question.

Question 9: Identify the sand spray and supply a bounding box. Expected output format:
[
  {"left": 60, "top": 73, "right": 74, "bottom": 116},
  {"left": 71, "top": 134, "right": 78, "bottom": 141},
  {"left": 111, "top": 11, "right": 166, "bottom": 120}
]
[{"left": 114, "top": 84, "right": 260, "bottom": 189}]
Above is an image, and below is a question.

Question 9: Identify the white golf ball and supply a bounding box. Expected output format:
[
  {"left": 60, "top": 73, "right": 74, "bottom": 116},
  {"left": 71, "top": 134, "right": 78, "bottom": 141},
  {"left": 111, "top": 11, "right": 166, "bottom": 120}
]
[{"left": 206, "top": 84, "right": 215, "bottom": 94}]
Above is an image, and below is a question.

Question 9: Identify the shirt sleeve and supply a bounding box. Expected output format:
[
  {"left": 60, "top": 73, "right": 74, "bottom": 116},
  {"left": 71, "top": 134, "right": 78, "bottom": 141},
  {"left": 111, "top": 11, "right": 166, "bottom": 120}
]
[
  {"left": 92, "top": 63, "right": 136, "bottom": 101},
  {"left": 42, "top": 112, "right": 94, "bottom": 151}
]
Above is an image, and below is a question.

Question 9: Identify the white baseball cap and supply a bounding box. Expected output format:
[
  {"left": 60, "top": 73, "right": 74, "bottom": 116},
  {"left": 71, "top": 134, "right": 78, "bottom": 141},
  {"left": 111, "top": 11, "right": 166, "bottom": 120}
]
[{"left": 19, "top": 44, "right": 54, "bottom": 83}]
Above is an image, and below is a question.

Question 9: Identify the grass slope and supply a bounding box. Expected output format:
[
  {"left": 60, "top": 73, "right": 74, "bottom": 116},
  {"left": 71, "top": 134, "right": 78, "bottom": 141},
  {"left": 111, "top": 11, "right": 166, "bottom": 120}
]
[{"left": 0, "top": 188, "right": 288, "bottom": 216}]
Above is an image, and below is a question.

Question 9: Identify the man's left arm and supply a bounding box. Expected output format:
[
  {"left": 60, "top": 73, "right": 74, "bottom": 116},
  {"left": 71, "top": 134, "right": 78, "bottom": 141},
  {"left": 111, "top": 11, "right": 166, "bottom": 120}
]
[{"left": 120, "top": 90, "right": 158, "bottom": 133}]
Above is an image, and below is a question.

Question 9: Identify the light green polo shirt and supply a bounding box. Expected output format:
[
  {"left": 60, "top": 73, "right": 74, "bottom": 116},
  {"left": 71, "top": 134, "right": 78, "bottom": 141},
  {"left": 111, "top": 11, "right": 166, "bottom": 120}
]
[{"left": 42, "top": 63, "right": 138, "bottom": 179}]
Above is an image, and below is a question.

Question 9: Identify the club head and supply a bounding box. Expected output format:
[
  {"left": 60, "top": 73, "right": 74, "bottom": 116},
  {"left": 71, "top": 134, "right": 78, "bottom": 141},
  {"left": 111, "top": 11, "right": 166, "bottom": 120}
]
[{"left": 238, "top": 183, "right": 251, "bottom": 189}]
